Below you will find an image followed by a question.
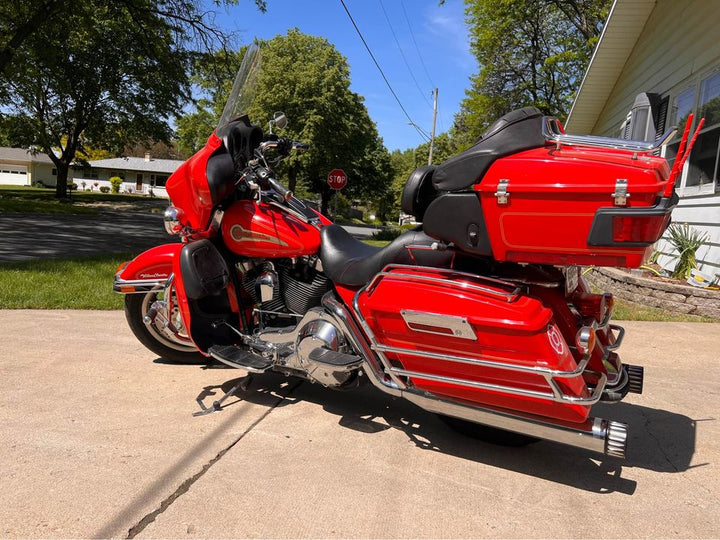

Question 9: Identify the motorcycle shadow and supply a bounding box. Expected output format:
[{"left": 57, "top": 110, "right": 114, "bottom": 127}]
[{"left": 198, "top": 373, "right": 698, "bottom": 495}]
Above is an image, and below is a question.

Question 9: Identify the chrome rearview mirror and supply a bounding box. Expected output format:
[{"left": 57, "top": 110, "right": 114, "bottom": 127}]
[{"left": 268, "top": 111, "right": 288, "bottom": 133}]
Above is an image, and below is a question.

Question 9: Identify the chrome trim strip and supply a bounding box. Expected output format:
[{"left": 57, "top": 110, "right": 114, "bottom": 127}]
[
  {"left": 400, "top": 310, "right": 477, "bottom": 341},
  {"left": 543, "top": 116, "right": 677, "bottom": 152},
  {"left": 322, "top": 293, "right": 624, "bottom": 456}
]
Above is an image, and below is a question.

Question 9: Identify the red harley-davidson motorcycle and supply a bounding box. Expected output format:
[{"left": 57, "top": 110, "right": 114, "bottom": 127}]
[{"left": 115, "top": 45, "right": 697, "bottom": 458}]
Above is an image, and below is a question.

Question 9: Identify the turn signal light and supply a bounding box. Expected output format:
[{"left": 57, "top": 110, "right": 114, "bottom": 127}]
[
  {"left": 612, "top": 214, "right": 670, "bottom": 243},
  {"left": 575, "top": 326, "right": 596, "bottom": 356}
]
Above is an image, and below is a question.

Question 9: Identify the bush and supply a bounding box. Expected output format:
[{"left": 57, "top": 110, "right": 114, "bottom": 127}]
[
  {"left": 99, "top": 186, "right": 110, "bottom": 193},
  {"left": 370, "top": 224, "right": 417, "bottom": 241},
  {"left": 109, "top": 176, "right": 123, "bottom": 194},
  {"left": 666, "top": 223, "right": 709, "bottom": 279}
]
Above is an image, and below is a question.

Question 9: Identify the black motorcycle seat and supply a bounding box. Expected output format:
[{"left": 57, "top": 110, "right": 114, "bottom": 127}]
[
  {"left": 319, "top": 224, "right": 452, "bottom": 287},
  {"left": 432, "top": 107, "right": 546, "bottom": 192}
]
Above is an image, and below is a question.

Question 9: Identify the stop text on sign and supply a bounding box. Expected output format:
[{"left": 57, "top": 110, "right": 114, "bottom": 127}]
[{"left": 327, "top": 169, "right": 347, "bottom": 190}]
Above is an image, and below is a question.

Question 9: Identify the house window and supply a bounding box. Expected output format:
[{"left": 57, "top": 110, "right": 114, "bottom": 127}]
[
  {"left": 686, "top": 72, "right": 720, "bottom": 188},
  {"left": 52, "top": 168, "right": 57, "bottom": 175},
  {"left": 155, "top": 175, "right": 169, "bottom": 187}
]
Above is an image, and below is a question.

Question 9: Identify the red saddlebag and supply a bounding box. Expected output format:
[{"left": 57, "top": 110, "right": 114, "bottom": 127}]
[{"left": 355, "top": 266, "right": 598, "bottom": 423}]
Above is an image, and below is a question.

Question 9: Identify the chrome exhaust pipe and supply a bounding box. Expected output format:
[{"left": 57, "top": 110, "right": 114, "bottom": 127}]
[{"left": 323, "top": 294, "right": 628, "bottom": 459}]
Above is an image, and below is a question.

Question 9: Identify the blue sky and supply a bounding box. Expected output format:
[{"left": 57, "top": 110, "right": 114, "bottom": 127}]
[{"left": 214, "top": 0, "right": 476, "bottom": 151}]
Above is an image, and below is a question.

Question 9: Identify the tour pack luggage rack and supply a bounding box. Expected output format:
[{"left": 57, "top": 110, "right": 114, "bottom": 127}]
[{"left": 541, "top": 116, "right": 677, "bottom": 153}]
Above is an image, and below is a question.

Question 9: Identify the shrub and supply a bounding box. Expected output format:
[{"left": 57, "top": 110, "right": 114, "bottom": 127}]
[
  {"left": 371, "top": 224, "right": 416, "bottom": 241},
  {"left": 666, "top": 223, "right": 709, "bottom": 279},
  {"left": 99, "top": 186, "right": 110, "bottom": 193},
  {"left": 109, "top": 176, "right": 122, "bottom": 194}
]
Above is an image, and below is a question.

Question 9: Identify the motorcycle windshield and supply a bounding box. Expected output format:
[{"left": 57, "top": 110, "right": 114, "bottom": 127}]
[{"left": 217, "top": 43, "right": 261, "bottom": 130}]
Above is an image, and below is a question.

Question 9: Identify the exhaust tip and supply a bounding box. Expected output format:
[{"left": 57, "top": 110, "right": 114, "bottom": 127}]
[
  {"left": 627, "top": 364, "right": 644, "bottom": 394},
  {"left": 605, "top": 420, "right": 628, "bottom": 459}
]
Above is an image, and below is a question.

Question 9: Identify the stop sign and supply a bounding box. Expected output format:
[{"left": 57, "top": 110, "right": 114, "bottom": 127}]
[{"left": 327, "top": 169, "right": 348, "bottom": 190}]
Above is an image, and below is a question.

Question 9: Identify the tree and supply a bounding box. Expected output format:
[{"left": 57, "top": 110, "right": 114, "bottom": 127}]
[
  {"left": 0, "top": 0, "right": 268, "bottom": 75},
  {"left": 455, "top": 0, "right": 611, "bottom": 144},
  {"left": 0, "top": 0, "right": 268, "bottom": 198},
  {"left": 248, "top": 30, "right": 392, "bottom": 215},
  {"left": 180, "top": 30, "right": 393, "bottom": 215}
]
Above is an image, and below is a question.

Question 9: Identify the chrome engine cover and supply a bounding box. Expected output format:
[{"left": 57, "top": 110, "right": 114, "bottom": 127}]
[{"left": 255, "top": 308, "right": 356, "bottom": 387}]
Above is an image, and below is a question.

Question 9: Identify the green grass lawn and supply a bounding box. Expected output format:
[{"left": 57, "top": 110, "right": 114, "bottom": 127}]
[
  {"left": 0, "top": 254, "right": 130, "bottom": 309},
  {"left": 612, "top": 298, "right": 716, "bottom": 322},
  {"left": 0, "top": 185, "right": 166, "bottom": 214}
]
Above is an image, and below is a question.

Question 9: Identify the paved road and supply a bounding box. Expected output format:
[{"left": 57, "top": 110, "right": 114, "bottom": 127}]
[
  {"left": 0, "top": 211, "right": 175, "bottom": 262},
  {"left": 0, "top": 212, "right": 380, "bottom": 262},
  {"left": 1, "top": 312, "right": 718, "bottom": 538}
]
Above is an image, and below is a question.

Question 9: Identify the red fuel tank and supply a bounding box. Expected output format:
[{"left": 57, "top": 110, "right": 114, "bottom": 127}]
[{"left": 221, "top": 200, "right": 322, "bottom": 258}]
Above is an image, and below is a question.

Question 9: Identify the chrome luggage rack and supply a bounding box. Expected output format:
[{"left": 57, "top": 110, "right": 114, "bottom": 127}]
[
  {"left": 542, "top": 116, "right": 677, "bottom": 153},
  {"left": 352, "top": 264, "right": 610, "bottom": 406}
]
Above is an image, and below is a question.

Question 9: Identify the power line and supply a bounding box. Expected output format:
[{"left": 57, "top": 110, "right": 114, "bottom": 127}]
[
  {"left": 338, "top": 0, "right": 430, "bottom": 142},
  {"left": 379, "top": 0, "right": 432, "bottom": 110},
  {"left": 400, "top": 0, "right": 435, "bottom": 89}
]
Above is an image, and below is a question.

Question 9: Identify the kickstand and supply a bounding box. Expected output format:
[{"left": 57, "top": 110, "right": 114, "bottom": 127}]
[{"left": 193, "top": 374, "right": 253, "bottom": 417}]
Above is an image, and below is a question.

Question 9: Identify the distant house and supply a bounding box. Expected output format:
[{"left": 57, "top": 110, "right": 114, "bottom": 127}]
[
  {"left": 72, "top": 152, "right": 183, "bottom": 197},
  {"left": 0, "top": 147, "right": 56, "bottom": 187},
  {"left": 566, "top": 0, "right": 720, "bottom": 276}
]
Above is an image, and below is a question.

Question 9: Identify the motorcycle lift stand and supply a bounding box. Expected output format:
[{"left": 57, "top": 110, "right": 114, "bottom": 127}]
[{"left": 193, "top": 374, "right": 253, "bottom": 417}]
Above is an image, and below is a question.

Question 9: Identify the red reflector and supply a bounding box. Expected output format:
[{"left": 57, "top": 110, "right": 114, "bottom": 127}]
[{"left": 612, "top": 214, "right": 670, "bottom": 243}]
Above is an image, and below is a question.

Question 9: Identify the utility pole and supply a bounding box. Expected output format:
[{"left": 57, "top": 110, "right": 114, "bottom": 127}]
[{"left": 428, "top": 87, "right": 438, "bottom": 165}]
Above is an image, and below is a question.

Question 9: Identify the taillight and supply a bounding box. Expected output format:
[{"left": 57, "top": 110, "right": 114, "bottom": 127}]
[
  {"left": 572, "top": 291, "right": 614, "bottom": 324},
  {"left": 612, "top": 214, "right": 670, "bottom": 243}
]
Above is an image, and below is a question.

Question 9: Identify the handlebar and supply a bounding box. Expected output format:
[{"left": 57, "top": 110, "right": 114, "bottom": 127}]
[
  {"left": 267, "top": 176, "right": 293, "bottom": 201},
  {"left": 257, "top": 139, "right": 310, "bottom": 153}
]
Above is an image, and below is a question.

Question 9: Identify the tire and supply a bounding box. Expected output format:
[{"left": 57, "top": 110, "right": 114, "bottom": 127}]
[
  {"left": 439, "top": 415, "right": 540, "bottom": 447},
  {"left": 124, "top": 291, "right": 207, "bottom": 365}
]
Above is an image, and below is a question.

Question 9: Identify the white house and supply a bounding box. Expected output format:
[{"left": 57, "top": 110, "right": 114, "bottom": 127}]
[
  {"left": 566, "top": 0, "right": 720, "bottom": 277},
  {"left": 0, "top": 147, "right": 57, "bottom": 187},
  {"left": 72, "top": 153, "right": 183, "bottom": 198}
]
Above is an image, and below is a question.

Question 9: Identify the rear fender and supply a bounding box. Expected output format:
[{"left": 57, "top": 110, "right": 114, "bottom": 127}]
[{"left": 113, "top": 243, "right": 183, "bottom": 293}]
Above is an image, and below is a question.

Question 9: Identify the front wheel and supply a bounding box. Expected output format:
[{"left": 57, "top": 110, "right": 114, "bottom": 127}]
[{"left": 124, "top": 290, "right": 207, "bottom": 364}]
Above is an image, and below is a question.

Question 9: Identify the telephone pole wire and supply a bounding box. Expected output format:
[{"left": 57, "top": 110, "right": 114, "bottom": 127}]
[{"left": 428, "top": 88, "right": 438, "bottom": 165}]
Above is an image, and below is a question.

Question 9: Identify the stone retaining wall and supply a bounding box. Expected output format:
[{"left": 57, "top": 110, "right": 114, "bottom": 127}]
[{"left": 586, "top": 268, "right": 720, "bottom": 319}]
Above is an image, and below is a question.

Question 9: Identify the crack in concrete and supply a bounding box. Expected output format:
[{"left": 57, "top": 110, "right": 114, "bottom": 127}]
[
  {"left": 125, "top": 380, "right": 302, "bottom": 539},
  {"left": 637, "top": 407, "right": 679, "bottom": 473}
]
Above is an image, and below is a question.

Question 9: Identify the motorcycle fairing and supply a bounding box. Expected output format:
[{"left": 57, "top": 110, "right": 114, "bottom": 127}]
[{"left": 113, "top": 243, "right": 183, "bottom": 292}]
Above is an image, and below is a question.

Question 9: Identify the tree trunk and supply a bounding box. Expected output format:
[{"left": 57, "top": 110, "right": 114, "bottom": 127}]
[
  {"left": 54, "top": 162, "right": 69, "bottom": 199},
  {"left": 287, "top": 167, "right": 297, "bottom": 193},
  {"left": 320, "top": 186, "right": 330, "bottom": 217}
]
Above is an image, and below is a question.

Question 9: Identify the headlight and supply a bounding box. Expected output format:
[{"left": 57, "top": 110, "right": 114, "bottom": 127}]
[{"left": 163, "top": 206, "right": 185, "bottom": 235}]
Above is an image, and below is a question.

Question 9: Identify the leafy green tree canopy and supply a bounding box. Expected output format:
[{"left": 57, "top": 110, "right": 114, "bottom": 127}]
[
  {"left": 180, "top": 29, "right": 393, "bottom": 216},
  {"left": 0, "top": 0, "right": 267, "bottom": 198},
  {"left": 455, "top": 0, "right": 611, "bottom": 146}
]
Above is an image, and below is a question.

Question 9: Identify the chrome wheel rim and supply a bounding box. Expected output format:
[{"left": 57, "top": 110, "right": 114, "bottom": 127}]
[{"left": 140, "top": 288, "right": 196, "bottom": 352}]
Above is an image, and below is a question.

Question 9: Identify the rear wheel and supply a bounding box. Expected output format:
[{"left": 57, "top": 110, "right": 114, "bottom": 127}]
[
  {"left": 439, "top": 415, "right": 540, "bottom": 447},
  {"left": 124, "top": 290, "right": 207, "bottom": 365}
]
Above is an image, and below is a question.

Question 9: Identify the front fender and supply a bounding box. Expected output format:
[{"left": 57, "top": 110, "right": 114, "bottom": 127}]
[{"left": 113, "top": 243, "right": 183, "bottom": 293}]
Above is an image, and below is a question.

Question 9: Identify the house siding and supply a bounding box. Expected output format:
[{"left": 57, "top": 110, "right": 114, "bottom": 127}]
[
  {"left": 586, "top": 0, "right": 720, "bottom": 277},
  {"left": 592, "top": 1, "right": 720, "bottom": 137}
]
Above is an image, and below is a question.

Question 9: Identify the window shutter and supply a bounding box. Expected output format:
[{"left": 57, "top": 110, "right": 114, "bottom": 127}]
[{"left": 654, "top": 96, "right": 669, "bottom": 141}]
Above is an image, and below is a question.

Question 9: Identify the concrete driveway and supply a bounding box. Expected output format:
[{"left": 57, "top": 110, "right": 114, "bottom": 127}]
[{"left": 0, "top": 311, "right": 718, "bottom": 538}]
